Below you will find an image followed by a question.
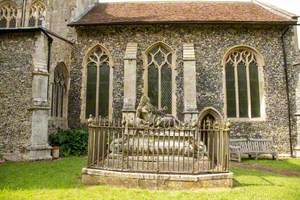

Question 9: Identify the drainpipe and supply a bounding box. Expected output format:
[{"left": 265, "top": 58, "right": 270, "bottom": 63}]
[
  {"left": 39, "top": 29, "right": 53, "bottom": 99},
  {"left": 281, "top": 24, "right": 300, "bottom": 157},
  {"left": 281, "top": 26, "right": 293, "bottom": 156}
]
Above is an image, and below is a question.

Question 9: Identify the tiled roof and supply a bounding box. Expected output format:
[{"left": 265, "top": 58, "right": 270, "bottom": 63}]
[{"left": 70, "top": 2, "right": 298, "bottom": 26}]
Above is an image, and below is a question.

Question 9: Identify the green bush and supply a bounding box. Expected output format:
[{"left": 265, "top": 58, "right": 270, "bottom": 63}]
[{"left": 49, "top": 129, "right": 88, "bottom": 157}]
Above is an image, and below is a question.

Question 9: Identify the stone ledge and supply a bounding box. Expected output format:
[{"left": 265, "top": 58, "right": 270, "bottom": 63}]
[{"left": 82, "top": 168, "right": 233, "bottom": 189}]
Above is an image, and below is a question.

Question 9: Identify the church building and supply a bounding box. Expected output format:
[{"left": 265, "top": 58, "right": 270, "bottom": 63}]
[{"left": 0, "top": 0, "right": 300, "bottom": 161}]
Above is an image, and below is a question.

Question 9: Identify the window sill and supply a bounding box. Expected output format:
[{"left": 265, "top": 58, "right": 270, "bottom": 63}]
[
  {"left": 49, "top": 117, "right": 67, "bottom": 121},
  {"left": 226, "top": 117, "right": 266, "bottom": 122}
]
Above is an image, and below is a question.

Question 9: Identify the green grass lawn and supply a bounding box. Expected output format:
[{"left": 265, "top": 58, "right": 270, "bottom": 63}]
[{"left": 0, "top": 157, "right": 300, "bottom": 200}]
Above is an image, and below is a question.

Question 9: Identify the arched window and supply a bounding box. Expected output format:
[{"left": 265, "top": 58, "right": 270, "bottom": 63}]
[
  {"left": 224, "top": 47, "right": 265, "bottom": 119},
  {"left": 85, "top": 45, "right": 113, "bottom": 119},
  {"left": 51, "top": 63, "right": 68, "bottom": 118},
  {"left": 0, "top": 1, "right": 17, "bottom": 28},
  {"left": 144, "top": 42, "right": 175, "bottom": 114},
  {"left": 28, "top": 0, "right": 46, "bottom": 27}
]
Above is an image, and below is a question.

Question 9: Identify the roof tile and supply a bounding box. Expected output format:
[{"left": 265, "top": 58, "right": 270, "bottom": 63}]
[{"left": 70, "top": 2, "right": 297, "bottom": 26}]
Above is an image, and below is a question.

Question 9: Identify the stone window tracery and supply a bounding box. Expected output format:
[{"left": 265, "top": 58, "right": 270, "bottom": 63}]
[
  {"left": 51, "top": 64, "right": 68, "bottom": 118},
  {"left": 144, "top": 42, "right": 174, "bottom": 114},
  {"left": 85, "top": 45, "right": 113, "bottom": 120},
  {"left": 0, "top": 1, "right": 17, "bottom": 28},
  {"left": 28, "top": 0, "right": 46, "bottom": 27},
  {"left": 224, "top": 47, "right": 264, "bottom": 119}
]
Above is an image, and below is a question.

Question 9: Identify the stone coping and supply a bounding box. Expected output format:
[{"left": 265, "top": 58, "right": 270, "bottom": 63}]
[{"left": 82, "top": 168, "right": 233, "bottom": 189}]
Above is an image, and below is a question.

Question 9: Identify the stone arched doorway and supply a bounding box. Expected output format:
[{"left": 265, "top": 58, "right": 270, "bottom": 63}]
[
  {"left": 198, "top": 107, "right": 223, "bottom": 128},
  {"left": 198, "top": 107, "right": 224, "bottom": 168}
]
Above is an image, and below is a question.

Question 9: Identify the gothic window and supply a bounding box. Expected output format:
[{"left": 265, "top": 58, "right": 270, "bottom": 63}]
[
  {"left": 145, "top": 42, "right": 174, "bottom": 114},
  {"left": 0, "top": 1, "right": 17, "bottom": 28},
  {"left": 85, "top": 45, "right": 112, "bottom": 119},
  {"left": 51, "top": 64, "right": 68, "bottom": 118},
  {"left": 28, "top": 0, "right": 46, "bottom": 27},
  {"left": 224, "top": 47, "right": 263, "bottom": 119}
]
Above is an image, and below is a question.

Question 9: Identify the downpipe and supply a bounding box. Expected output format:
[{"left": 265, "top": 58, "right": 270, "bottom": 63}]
[{"left": 281, "top": 24, "right": 300, "bottom": 157}]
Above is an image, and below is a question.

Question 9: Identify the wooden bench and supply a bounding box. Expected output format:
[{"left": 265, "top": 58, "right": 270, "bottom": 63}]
[{"left": 230, "top": 138, "right": 278, "bottom": 162}]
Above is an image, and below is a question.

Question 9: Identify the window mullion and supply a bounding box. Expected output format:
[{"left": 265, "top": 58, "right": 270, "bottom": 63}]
[
  {"left": 234, "top": 62, "right": 239, "bottom": 118},
  {"left": 246, "top": 62, "right": 252, "bottom": 118},
  {"left": 6, "top": 17, "right": 9, "bottom": 28},
  {"left": 95, "top": 64, "right": 100, "bottom": 118}
]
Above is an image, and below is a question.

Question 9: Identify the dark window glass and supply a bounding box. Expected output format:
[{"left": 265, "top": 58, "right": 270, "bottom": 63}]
[
  {"left": 99, "top": 63, "right": 110, "bottom": 118},
  {"left": 60, "top": 86, "right": 64, "bottom": 117},
  {"left": 237, "top": 62, "right": 248, "bottom": 117},
  {"left": 51, "top": 65, "right": 66, "bottom": 118},
  {"left": 51, "top": 84, "right": 56, "bottom": 117},
  {"left": 226, "top": 63, "right": 236, "bottom": 117},
  {"left": 249, "top": 62, "right": 261, "bottom": 118},
  {"left": 154, "top": 51, "right": 165, "bottom": 66},
  {"left": 55, "top": 81, "right": 60, "bottom": 116},
  {"left": 9, "top": 17, "right": 16, "bottom": 28},
  {"left": 0, "top": 18, "right": 7, "bottom": 28},
  {"left": 28, "top": 16, "right": 35, "bottom": 27},
  {"left": 148, "top": 64, "right": 158, "bottom": 108},
  {"left": 161, "top": 64, "right": 172, "bottom": 113},
  {"left": 86, "top": 63, "right": 97, "bottom": 118},
  {"left": 38, "top": 18, "right": 43, "bottom": 26}
]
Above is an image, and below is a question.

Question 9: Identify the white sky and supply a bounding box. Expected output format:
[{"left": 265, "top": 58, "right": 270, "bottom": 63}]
[{"left": 99, "top": 0, "right": 300, "bottom": 47}]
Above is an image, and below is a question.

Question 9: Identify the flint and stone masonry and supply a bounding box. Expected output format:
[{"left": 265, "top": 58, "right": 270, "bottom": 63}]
[
  {"left": 0, "top": 31, "right": 51, "bottom": 161},
  {"left": 69, "top": 24, "right": 299, "bottom": 154}
]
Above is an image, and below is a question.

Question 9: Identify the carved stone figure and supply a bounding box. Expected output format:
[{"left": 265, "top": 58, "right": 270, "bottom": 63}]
[{"left": 135, "top": 95, "right": 181, "bottom": 128}]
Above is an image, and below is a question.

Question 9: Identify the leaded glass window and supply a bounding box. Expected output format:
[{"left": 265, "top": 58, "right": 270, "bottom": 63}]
[
  {"left": 146, "top": 43, "right": 173, "bottom": 113},
  {"left": 51, "top": 64, "right": 67, "bottom": 118},
  {"left": 28, "top": 0, "right": 46, "bottom": 27},
  {"left": 225, "top": 48, "right": 262, "bottom": 118},
  {"left": 0, "top": 1, "right": 17, "bottom": 28},
  {"left": 85, "top": 46, "right": 111, "bottom": 119}
]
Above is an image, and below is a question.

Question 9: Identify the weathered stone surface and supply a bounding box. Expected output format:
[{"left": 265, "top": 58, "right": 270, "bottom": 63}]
[
  {"left": 82, "top": 168, "right": 233, "bottom": 189},
  {"left": 0, "top": 32, "right": 36, "bottom": 160},
  {"left": 69, "top": 24, "right": 299, "bottom": 153},
  {"left": 0, "top": 29, "right": 72, "bottom": 160}
]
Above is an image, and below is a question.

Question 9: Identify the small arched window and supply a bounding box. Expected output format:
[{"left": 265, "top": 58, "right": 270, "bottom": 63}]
[
  {"left": 28, "top": 0, "right": 46, "bottom": 27},
  {"left": 144, "top": 42, "right": 174, "bottom": 114},
  {"left": 51, "top": 63, "right": 68, "bottom": 118},
  {"left": 0, "top": 1, "right": 18, "bottom": 28},
  {"left": 224, "top": 47, "right": 264, "bottom": 119},
  {"left": 85, "top": 45, "right": 112, "bottom": 119}
]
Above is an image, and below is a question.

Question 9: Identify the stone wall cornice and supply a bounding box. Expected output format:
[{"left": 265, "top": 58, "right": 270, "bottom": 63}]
[
  {"left": 28, "top": 106, "right": 50, "bottom": 111},
  {"left": 32, "top": 71, "right": 50, "bottom": 76}
]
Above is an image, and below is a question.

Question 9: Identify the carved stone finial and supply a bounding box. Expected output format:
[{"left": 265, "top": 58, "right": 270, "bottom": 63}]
[{"left": 87, "top": 114, "right": 94, "bottom": 126}]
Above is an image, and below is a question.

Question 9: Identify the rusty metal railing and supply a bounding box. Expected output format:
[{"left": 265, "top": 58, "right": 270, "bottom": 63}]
[{"left": 87, "top": 118, "right": 230, "bottom": 174}]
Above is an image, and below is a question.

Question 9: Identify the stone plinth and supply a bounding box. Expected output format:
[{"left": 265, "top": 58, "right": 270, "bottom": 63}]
[
  {"left": 82, "top": 168, "right": 233, "bottom": 189},
  {"left": 295, "top": 113, "right": 300, "bottom": 158}
]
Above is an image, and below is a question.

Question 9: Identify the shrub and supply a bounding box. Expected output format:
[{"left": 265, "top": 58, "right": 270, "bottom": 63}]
[{"left": 49, "top": 129, "right": 88, "bottom": 157}]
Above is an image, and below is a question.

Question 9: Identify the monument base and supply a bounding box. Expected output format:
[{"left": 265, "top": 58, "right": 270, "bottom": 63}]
[
  {"left": 24, "top": 145, "right": 52, "bottom": 161},
  {"left": 82, "top": 168, "right": 233, "bottom": 189}
]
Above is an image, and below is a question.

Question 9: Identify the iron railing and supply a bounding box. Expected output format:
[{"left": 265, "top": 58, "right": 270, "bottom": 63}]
[{"left": 87, "top": 119, "right": 230, "bottom": 174}]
